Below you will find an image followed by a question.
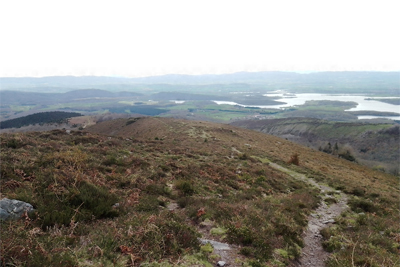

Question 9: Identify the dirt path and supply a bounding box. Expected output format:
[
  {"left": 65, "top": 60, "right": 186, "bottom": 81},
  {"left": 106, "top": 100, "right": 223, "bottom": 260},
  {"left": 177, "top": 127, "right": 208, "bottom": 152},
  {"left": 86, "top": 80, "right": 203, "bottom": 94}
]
[
  {"left": 268, "top": 162, "right": 348, "bottom": 267},
  {"left": 167, "top": 201, "right": 245, "bottom": 266},
  {"left": 199, "top": 239, "right": 244, "bottom": 267},
  {"left": 168, "top": 158, "right": 349, "bottom": 267}
]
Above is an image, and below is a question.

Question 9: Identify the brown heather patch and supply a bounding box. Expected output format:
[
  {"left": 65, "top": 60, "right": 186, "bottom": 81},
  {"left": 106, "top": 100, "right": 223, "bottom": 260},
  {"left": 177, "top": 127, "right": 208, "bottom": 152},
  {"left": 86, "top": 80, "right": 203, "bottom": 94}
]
[{"left": 0, "top": 117, "right": 398, "bottom": 266}]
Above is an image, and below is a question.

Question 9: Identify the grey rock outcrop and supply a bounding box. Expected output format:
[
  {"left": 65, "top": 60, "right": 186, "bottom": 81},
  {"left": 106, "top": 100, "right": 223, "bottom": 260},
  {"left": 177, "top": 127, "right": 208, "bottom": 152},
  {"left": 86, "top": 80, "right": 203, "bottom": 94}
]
[{"left": 0, "top": 198, "right": 34, "bottom": 221}]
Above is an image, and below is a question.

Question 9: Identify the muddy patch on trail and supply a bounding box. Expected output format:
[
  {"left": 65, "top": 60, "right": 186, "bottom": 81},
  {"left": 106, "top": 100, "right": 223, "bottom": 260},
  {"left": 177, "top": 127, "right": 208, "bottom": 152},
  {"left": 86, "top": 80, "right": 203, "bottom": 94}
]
[{"left": 268, "top": 162, "right": 349, "bottom": 267}]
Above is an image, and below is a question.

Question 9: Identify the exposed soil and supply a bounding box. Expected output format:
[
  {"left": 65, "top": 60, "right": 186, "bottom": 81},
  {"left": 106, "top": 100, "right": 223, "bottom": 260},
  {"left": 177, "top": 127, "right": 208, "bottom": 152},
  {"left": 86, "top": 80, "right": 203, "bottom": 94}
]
[
  {"left": 295, "top": 192, "right": 348, "bottom": 267},
  {"left": 168, "top": 158, "right": 349, "bottom": 267},
  {"left": 268, "top": 162, "right": 349, "bottom": 267},
  {"left": 200, "top": 239, "right": 244, "bottom": 267},
  {"left": 167, "top": 201, "right": 246, "bottom": 266}
]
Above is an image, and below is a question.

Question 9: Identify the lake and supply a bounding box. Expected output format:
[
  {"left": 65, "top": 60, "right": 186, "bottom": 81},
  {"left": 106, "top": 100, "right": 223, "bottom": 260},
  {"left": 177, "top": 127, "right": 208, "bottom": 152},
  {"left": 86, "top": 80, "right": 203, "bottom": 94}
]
[{"left": 214, "top": 92, "right": 400, "bottom": 120}]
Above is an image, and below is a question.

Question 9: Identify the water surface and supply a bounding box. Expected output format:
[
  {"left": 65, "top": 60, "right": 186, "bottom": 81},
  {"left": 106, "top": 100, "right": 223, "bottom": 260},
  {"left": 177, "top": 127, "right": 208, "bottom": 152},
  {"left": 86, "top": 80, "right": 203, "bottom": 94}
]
[{"left": 214, "top": 93, "right": 400, "bottom": 119}]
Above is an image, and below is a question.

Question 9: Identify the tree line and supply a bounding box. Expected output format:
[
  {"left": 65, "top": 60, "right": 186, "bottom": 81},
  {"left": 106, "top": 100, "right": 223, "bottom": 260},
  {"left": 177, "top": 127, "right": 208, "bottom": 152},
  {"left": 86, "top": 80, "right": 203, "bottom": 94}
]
[{"left": 0, "top": 111, "right": 82, "bottom": 129}]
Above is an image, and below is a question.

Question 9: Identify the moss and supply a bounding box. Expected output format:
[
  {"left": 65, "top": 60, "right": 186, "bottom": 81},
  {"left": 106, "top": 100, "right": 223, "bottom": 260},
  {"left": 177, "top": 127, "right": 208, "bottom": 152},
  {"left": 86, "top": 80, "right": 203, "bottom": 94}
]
[
  {"left": 274, "top": 248, "right": 289, "bottom": 259},
  {"left": 200, "top": 243, "right": 214, "bottom": 254},
  {"left": 322, "top": 235, "right": 345, "bottom": 252},
  {"left": 210, "top": 227, "right": 227, "bottom": 236}
]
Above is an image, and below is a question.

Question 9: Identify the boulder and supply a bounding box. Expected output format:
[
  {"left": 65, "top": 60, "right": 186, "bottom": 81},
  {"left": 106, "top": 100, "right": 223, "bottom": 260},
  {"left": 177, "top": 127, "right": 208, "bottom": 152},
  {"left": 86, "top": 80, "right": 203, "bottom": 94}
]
[{"left": 0, "top": 198, "right": 34, "bottom": 221}]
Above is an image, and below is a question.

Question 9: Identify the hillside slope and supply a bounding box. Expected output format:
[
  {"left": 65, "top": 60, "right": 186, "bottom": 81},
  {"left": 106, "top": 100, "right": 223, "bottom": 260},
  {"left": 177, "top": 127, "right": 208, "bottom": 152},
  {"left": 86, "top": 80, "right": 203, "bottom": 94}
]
[
  {"left": 1, "top": 117, "right": 398, "bottom": 266},
  {"left": 87, "top": 117, "right": 399, "bottom": 265},
  {"left": 232, "top": 118, "right": 399, "bottom": 174}
]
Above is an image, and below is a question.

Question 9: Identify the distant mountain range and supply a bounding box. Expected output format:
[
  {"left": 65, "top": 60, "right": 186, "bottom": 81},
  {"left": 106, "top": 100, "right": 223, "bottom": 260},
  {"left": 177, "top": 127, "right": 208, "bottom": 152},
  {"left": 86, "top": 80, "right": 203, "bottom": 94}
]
[
  {"left": 1, "top": 71, "right": 398, "bottom": 90},
  {"left": 0, "top": 89, "right": 142, "bottom": 105}
]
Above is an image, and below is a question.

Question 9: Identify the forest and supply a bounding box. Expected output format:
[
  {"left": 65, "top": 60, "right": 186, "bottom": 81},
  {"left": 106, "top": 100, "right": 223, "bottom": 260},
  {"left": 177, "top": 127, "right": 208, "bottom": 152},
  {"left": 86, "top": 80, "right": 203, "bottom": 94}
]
[{"left": 0, "top": 111, "right": 82, "bottom": 129}]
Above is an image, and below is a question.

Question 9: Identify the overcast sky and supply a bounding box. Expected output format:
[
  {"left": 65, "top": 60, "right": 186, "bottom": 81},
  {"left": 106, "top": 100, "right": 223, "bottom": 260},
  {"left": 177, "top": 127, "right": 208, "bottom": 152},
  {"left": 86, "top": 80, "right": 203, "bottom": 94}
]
[{"left": 1, "top": 0, "right": 399, "bottom": 77}]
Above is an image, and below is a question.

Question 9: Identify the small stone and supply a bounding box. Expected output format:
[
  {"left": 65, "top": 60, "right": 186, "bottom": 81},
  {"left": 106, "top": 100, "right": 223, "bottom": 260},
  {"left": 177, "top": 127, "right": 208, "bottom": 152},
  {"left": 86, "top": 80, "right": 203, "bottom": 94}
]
[
  {"left": 323, "top": 219, "right": 335, "bottom": 224},
  {"left": 0, "top": 198, "right": 34, "bottom": 221},
  {"left": 217, "top": 261, "right": 226, "bottom": 266}
]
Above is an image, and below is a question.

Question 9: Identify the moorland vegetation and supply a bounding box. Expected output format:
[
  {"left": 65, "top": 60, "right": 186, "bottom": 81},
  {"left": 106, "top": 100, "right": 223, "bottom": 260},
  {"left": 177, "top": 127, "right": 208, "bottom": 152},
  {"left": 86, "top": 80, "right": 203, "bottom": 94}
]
[{"left": 1, "top": 117, "right": 398, "bottom": 266}]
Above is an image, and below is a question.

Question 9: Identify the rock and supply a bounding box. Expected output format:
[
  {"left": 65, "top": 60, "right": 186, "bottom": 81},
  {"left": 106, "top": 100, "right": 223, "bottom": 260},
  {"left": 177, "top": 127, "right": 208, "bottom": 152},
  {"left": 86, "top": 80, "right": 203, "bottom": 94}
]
[
  {"left": 199, "top": 239, "right": 231, "bottom": 250},
  {"left": 323, "top": 219, "right": 335, "bottom": 224},
  {"left": 217, "top": 261, "right": 226, "bottom": 266},
  {"left": 0, "top": 198, "right": 34, "bottom": 221},
  {"left": 200, "top": 219, "right": 214, "bottom": 228},
  {"left": 0, "top": 208, "right": 10, "bottom": 221}
]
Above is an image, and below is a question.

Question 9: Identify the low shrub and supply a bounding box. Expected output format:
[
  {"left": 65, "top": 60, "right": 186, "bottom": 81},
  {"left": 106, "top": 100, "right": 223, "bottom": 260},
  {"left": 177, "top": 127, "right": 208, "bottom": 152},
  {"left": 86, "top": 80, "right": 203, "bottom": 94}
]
[
  {"left": 349, "top": 187, "right": 365, "bottom": 196},
  {"left": 227, "top": 225, "right": 254, "bottom": 246},
  {"left": 175, "top": 180, "right": 195, "bottom": 196},
  {"left": 177, "top": 196, "right": 192, "bottom": 208},
  {"left": 127, "top": 211, "right": 200, "bottom": 261},
  {"left": 322, "top": 236, "right": 344, "bottom": 252},
  {"left": 145, "top": 184, "right": 171, "bottom": 196},
  {"left": 349, "top": 198, "right": 377, "bottom": 213},
  {"left": 240, "top": 247, "right": 253, "bottom": 256},
  {"left": 37, "top": 180, "right": 119, "bottom": 229},
  {"left": 288, "top": 153, "right": 299, "bottom": 166},
  {"left": 135, "top": 195, "right": 160, "bottom": 212},
  {"left": 4, "top": 138, "right": 24, "bottom": 149}
]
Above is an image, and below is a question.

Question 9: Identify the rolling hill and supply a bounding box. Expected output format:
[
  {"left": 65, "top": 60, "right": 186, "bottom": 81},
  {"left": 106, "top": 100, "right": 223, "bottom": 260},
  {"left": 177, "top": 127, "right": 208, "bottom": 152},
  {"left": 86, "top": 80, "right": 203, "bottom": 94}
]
[
  {"left": 1, "top": 117, "right": 398, "bottom": 266},
  {"left": 231, "top": 118, "right": 400, "bottom": 175}
]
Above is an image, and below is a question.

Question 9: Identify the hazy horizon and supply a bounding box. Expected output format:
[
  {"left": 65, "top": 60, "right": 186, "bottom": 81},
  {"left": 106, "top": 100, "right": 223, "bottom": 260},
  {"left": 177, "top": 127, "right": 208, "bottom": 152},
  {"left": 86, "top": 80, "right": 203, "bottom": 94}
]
[
  {"left": 1, "top": 0, "right": 399, "bottom": 78},
  {"left": 1, "top": 70, "right": 399, "bottom": 79}
]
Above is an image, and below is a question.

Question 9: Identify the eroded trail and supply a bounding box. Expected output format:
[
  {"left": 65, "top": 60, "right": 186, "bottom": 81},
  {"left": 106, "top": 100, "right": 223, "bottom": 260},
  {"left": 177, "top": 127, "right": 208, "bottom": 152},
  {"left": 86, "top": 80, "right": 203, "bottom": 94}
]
[
  {"left": 169, "top": 159, "right": 349, "bottom": 267},
  {"left": 167, "top": 202, "right": 245, "bottom": 266},
  {"left": 268, "top": 162, "right": 348, "bottom": 267},
  {"left": 199, "top": 239, "right": 243, "bottom": 267}
]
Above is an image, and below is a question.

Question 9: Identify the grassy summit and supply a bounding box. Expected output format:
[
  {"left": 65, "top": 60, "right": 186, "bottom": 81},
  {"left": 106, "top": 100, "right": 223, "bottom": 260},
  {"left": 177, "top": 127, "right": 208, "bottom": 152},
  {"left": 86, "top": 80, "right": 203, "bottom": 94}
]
[{"left": 1, "top": 117, "right": 398, "bottom": 266}]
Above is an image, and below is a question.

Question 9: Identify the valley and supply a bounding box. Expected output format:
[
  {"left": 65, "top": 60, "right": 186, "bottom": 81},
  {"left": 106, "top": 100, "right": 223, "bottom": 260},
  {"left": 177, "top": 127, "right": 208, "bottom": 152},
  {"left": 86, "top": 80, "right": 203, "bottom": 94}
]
[
  {"left": 1, "top": 72, "right": 399, "bottom": 266},
  {"left": 1, "top": 72, "right": 399, "bottom": 124},
  {"left": 232, "top": 118, "right": 399, "bottom": 175}
]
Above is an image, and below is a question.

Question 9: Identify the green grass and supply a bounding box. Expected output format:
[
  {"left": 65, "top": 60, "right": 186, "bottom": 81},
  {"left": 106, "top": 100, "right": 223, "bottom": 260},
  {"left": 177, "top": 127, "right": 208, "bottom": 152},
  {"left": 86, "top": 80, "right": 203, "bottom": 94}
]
[{"left": 9, "top": 105, "right": 37, "bottom": 112}]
